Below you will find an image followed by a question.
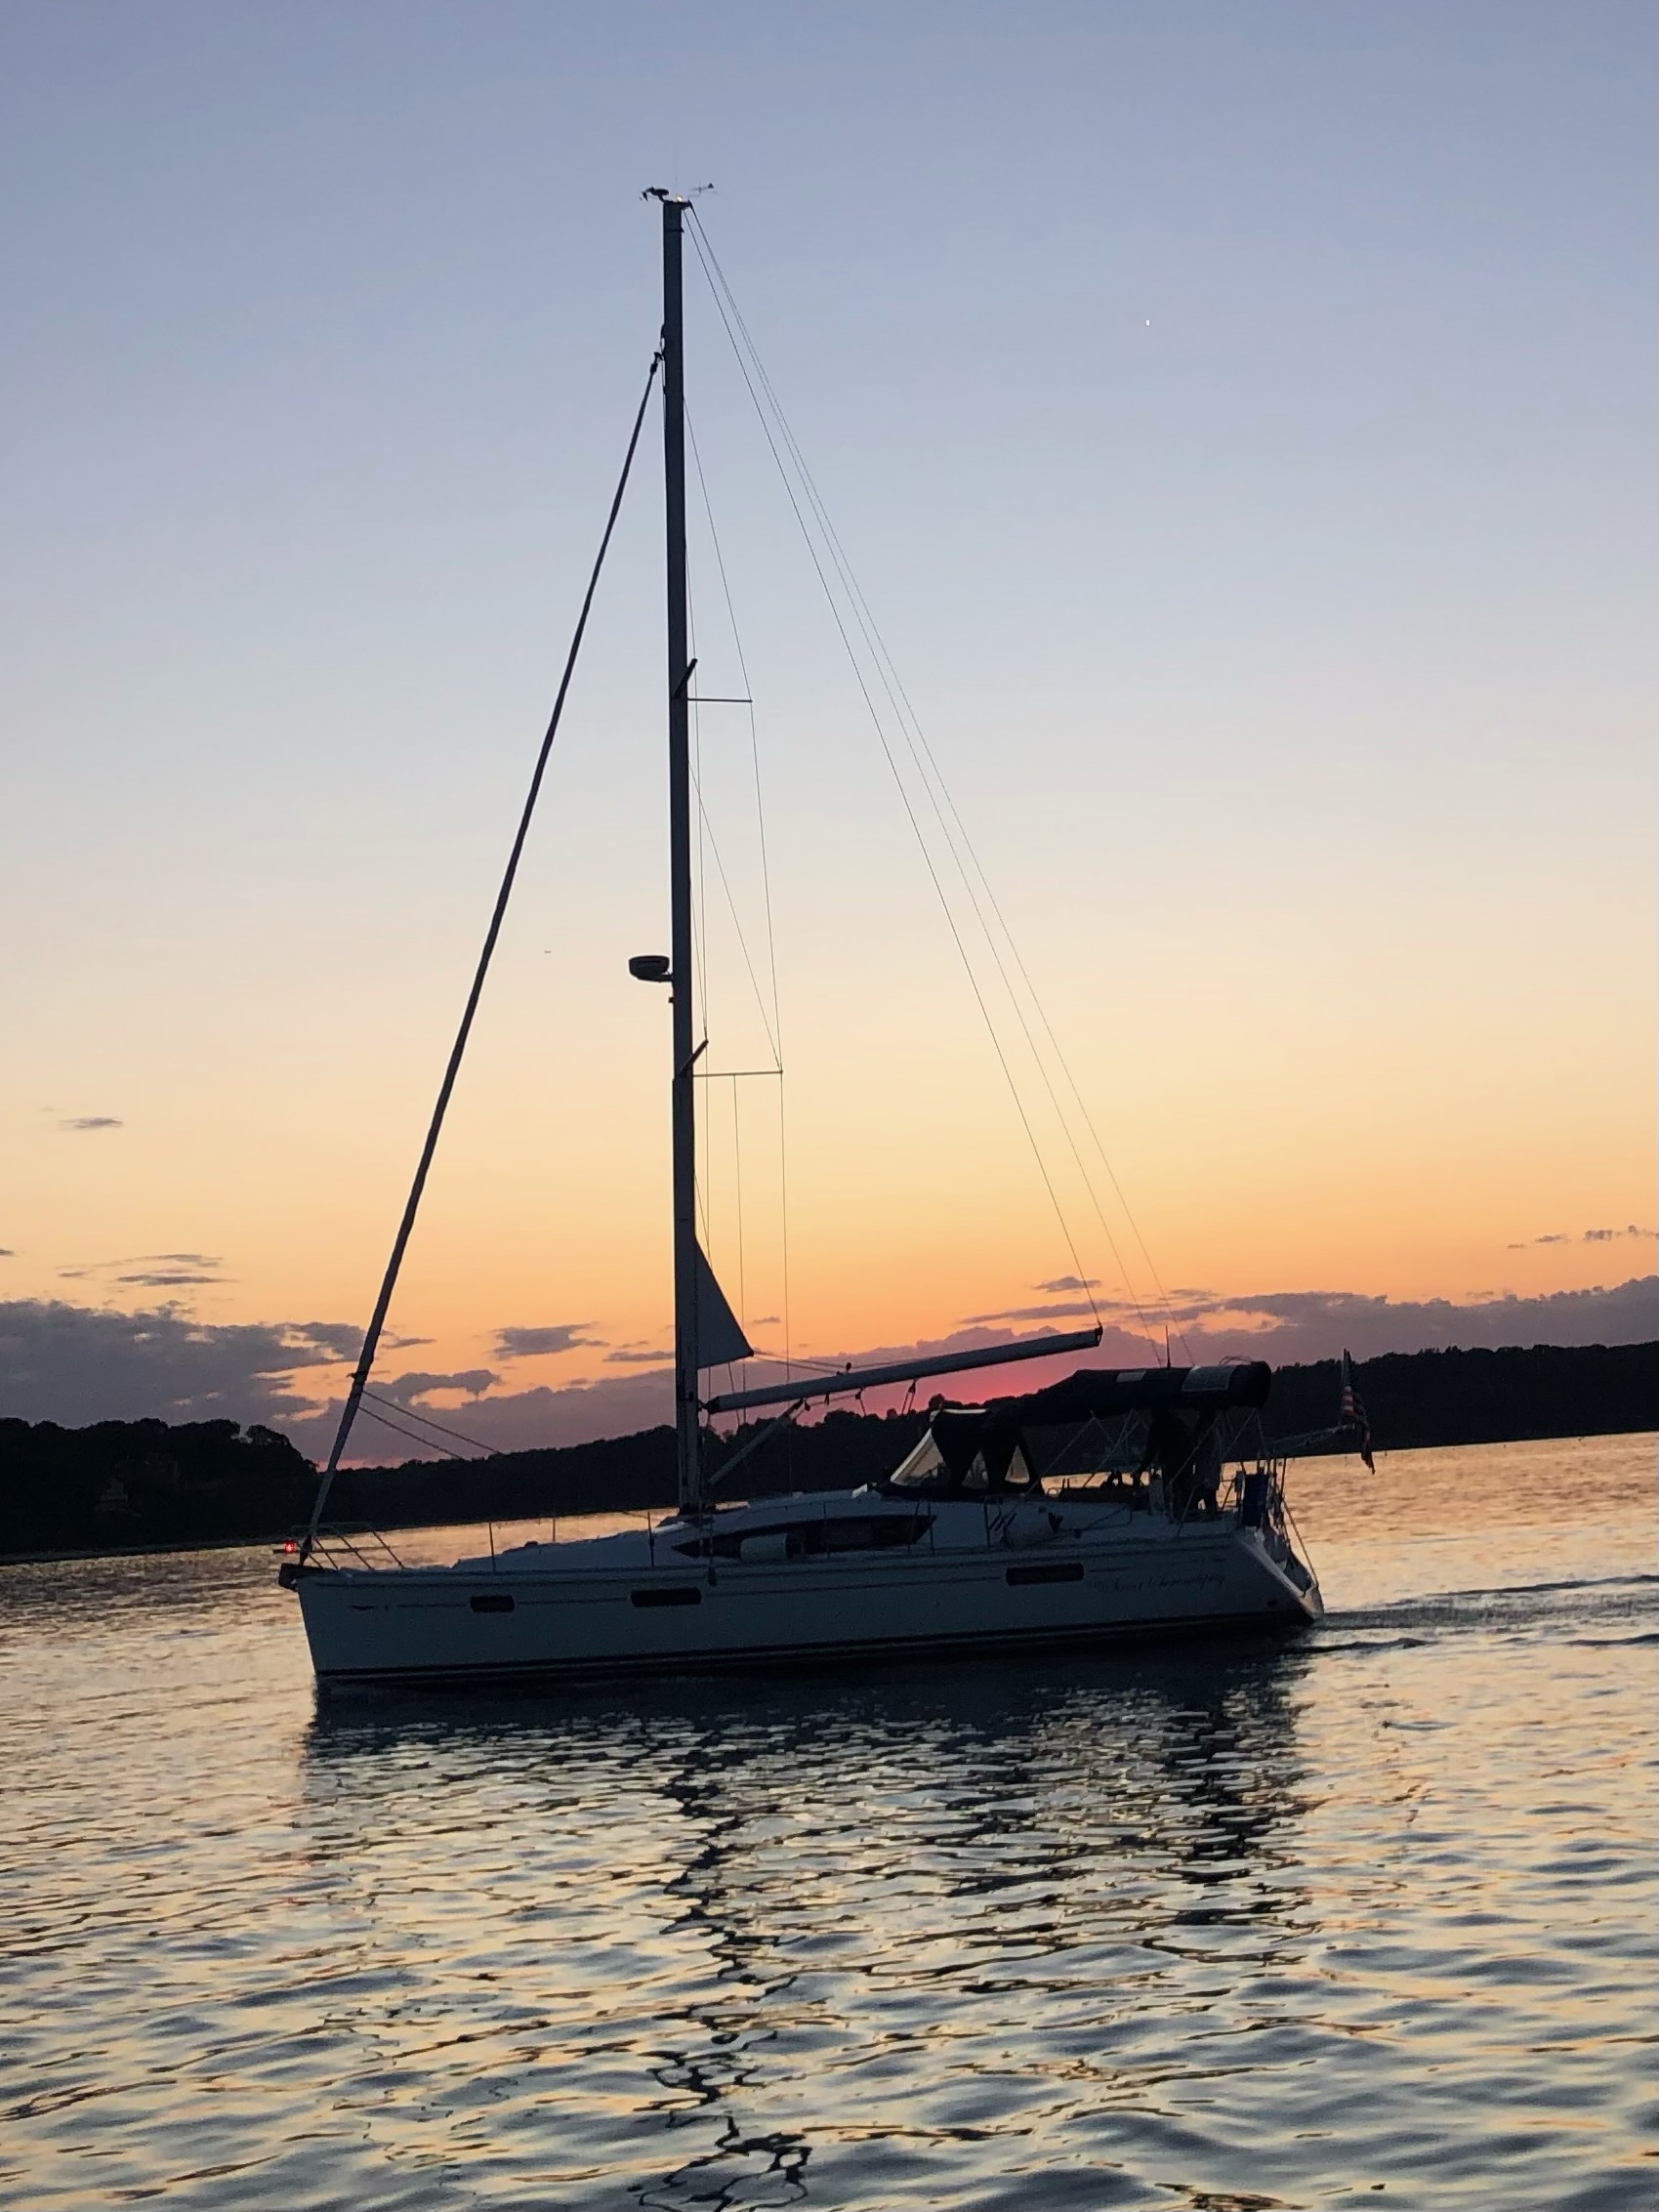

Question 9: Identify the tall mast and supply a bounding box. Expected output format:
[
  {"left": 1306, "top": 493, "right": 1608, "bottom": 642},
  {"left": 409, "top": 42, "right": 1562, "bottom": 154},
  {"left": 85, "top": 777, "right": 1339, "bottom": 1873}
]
[{"left": 660, "top": 193, "right": 701, "bottom": 1514}]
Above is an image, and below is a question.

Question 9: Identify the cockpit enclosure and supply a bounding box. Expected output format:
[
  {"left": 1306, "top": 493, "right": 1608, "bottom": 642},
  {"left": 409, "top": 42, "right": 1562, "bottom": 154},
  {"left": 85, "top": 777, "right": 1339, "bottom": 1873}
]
[
  {"left": 887, "top": 1414, "right": 1041, "bottom": 1497},
  {"left": 882, "top": 1359, "right": 1276, "bottom": 1515}
]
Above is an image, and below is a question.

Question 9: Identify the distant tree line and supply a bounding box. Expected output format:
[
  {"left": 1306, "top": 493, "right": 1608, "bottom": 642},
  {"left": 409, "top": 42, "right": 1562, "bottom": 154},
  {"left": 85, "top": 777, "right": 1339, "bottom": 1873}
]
[
  {"left": 2, "top": 1339, "right": 1652, "bottom": 1560},
  {"left": 0, "top": 1418, "right": 318, "bottom": 1558},
  {"left": 1261, "top": 1340, "right": 1656, "bottom": 1453}
]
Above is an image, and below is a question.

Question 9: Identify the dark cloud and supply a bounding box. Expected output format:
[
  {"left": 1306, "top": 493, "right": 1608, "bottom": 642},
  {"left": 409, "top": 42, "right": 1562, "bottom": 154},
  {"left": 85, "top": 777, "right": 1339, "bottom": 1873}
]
[
  {"left": 290, "top": 1320, "right": 363, "bottom": 1362},
  {"left": 958, "top": 1276, "right": 1659, "bottom": 1371},
  {"left": 492, "top": 1323, "right": 601, "bottom": 1360},
  {"left": 8, "top": 1275, "right": 1656, "bottom": 1469},
  {"left": 320, "top": 1276, "right": 1659, "bottom": 1460},
  {"left": 0, "top": 1248, "right": 14, "bottom": 1259},
  {"left": 290, "top": 1368, "right": 678, "bottom": 1461},
  {"left": 60, "top": 1116, "right": 122, "bottom": 1132},
  {"left": 386, "top": 1368, "right": 498, "bottom": 1401},
  {"left": 1150, "top": 1276, "right": 1659, "bottom": 1360},
  {"left": 963, "top": 1299, "right": 1100, "bottom": 1324},
  {"left": 603, "top": 1348, "right": 672, "bottom": 1366},
  {"left": 0, "top": 1298, "right": 356, "bottom": 1429},
  {"left": 1509, "top": 1227, "right": 1651, "bottom": 1249},
  {"left": 752, "top": 1315, "right": 780, "bottom": 1326},
  {"left": 52, "top": 1252, "right": 229, "bottom": 1292},
  {"left": 1035, "top": 1275, "right": 1099, "bottom": 1294},
  {"left": 116, "top": 1271, "right": 223, "bottom": 1288}
]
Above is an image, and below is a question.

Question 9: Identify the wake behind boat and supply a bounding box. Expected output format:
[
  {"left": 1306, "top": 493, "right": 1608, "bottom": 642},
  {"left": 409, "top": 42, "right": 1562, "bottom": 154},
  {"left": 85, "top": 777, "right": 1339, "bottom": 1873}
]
[{"left": 282, "top": 196, "right": 1335, "bottom": 1690}]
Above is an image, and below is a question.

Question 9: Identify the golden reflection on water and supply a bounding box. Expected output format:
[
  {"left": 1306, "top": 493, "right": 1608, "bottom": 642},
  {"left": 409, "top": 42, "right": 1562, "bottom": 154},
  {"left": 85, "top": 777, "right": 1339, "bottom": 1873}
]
[{"left": 1, "top": 1435, "right": 1653, "bottom": 2210}]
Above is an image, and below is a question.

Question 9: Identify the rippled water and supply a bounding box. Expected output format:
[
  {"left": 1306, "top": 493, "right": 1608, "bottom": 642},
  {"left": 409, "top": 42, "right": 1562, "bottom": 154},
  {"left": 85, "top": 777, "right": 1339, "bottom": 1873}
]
[{"left": 3, "top": 1435, "right": 1654, "bottom": 2210}]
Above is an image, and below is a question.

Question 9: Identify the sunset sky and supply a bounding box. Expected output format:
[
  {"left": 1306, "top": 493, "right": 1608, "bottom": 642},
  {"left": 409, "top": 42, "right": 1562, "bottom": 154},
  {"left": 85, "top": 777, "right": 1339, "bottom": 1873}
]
[{"left": 1, "top": 4, "right": 1652, "bottom": 1453}]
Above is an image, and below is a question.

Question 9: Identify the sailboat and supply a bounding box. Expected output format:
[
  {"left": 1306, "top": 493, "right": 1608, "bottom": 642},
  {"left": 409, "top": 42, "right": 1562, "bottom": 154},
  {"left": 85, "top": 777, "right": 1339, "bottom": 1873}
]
[{"left": 282, "top": 196, "right": 1326, "bottom": 1690}]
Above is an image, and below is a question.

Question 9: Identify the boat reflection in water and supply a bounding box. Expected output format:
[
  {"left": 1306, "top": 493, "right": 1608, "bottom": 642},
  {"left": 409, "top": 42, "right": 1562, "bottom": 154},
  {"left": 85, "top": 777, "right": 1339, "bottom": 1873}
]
[
  {"left": 300, "top": 1647, "right": 1307, "bottom": 2209},
  {"left": 11, "top": 1440, "right": 1650, "bottom": 2210}
]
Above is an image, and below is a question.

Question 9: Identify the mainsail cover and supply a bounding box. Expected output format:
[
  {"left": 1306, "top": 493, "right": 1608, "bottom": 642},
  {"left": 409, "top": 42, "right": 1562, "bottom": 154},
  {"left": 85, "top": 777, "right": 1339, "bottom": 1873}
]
[
  {"left": 991, "top": 1360, "right": 1272, "bottom": 1424},
  {"left": 695, "top": 1243, "right": 753, "bottom": 1368}
]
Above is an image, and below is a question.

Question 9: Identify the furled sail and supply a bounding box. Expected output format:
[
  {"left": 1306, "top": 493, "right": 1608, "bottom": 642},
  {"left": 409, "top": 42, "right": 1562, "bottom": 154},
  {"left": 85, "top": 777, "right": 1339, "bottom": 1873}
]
[{"left": 695, "top": 1242, "right": 753, "bottom": 1368}]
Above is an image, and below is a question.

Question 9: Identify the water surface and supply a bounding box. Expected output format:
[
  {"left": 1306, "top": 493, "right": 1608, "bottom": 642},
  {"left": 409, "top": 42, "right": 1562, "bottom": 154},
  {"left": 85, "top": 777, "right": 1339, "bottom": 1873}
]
[{"left": 3, "top": 1434, "right": 1653, "bottom": 2209}]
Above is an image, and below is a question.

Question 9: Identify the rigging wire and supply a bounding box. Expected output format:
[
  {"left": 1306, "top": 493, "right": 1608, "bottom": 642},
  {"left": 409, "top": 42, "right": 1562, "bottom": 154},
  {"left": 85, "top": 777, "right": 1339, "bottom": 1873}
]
[
  {"left": 685, "top": 404, "right": 786, "bottom": 1055},
  {"left": 777, "top": 1071, "right": 793, "bottom": 1386},
  {"left": 353, "top": 1398, "right": 484, "bottom": 1461},
  {"left": 686, "top": 575, "right": 716, "bottom": 1261},
  {"left": 777, "top": 500, "right": 1182, "bottom": 1349},
  {"left": 731, "top": 1074, "right": 748, "bottom": 1339},
  {"left": 353, "top": 1400, "right": 457, "bottom": 1456},
  {"left": 730, "top": 1344, "right": 892, "bottom": 1378},
  {"left": 687, "top": 580, "right": 712, "bottom": 1061},
  {"left": 687, "top": 213, "right": 1186, "bottom": 1356},
  {"left": 360, "top": 1388, "right": 500, "bottom": 1458},
  {"left": 684, "top": 214, "right": 1101, "bottom": 1323},
  {"left": 684, "top": 395, "right": 791, "bottom": 1379},
  {"left": 302, "top": 350, "right": 663, "bottom": 1550},
  {"left": 688, "top": 216, "right": 1159, "bottom": 1349},
  {"left": 686, "top": 772, "right": 783, "bottom": 1064}
]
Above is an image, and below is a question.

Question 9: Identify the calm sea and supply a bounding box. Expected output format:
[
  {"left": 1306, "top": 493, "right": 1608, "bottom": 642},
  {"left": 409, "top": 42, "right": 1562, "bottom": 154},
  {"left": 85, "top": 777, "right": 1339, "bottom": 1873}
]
[{"left": 2, "top": 1435, "right": 1653, "bottom": 2211}]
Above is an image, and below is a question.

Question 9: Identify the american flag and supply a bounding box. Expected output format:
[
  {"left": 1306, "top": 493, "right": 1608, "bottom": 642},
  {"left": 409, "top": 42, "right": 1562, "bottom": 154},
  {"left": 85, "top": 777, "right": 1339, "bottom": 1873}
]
[{"left": 1340, "top": 1349, "right": 1375, "bottom": 1471}]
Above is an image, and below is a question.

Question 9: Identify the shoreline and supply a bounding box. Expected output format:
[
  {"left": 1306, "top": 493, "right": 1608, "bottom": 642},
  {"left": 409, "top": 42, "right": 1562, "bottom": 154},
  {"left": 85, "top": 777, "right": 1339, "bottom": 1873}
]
[{"left": 5, "top": 1424, "right": 1653, "bottom": 1570}]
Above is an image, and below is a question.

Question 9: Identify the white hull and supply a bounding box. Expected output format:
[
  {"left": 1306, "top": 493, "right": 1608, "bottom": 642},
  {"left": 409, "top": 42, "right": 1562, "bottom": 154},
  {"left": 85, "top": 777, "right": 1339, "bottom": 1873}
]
[{"left": 293, "top": 1496, "right": 1321, "bottom": 1690}]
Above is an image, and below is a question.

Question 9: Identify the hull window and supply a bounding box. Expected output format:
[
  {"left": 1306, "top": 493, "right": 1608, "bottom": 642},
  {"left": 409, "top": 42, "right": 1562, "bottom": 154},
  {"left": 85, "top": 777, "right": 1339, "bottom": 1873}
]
[
  {"left": 675, "top": 1514, "right": 933, "bottom": 1563},
  {"left": 1005, "top": 1561, "right": 1085, "bottom": 1587},
  {"left": 632, "top": 1586, "right": 702, "bottom": 1608},
  {"left": 470, "top": 1592, "right": 516, "bottom": 1613}
]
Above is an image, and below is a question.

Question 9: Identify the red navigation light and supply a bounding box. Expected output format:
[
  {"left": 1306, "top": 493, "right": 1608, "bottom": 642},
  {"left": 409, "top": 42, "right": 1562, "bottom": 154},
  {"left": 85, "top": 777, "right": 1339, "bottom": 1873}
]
[{"left": 281, "top": 1539, "right": 299, "bottom": 1553}]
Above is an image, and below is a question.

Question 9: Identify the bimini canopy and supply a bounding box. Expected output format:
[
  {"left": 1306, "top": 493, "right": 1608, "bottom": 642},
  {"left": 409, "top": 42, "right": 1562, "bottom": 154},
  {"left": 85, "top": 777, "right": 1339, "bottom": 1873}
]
[{"left": 884, "top": 1361, "right": 1272, "bottom": 1498}]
